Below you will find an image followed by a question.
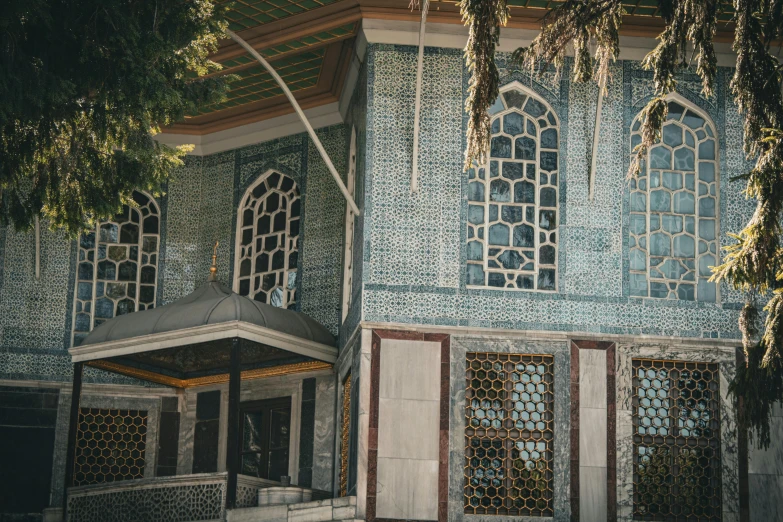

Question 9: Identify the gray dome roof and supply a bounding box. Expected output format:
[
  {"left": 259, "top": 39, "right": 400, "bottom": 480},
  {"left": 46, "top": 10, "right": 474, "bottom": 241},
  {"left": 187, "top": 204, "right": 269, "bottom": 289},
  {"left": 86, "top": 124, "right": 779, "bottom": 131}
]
[{"left": 82, "top": 281, "right": 335, "bottom": 347}]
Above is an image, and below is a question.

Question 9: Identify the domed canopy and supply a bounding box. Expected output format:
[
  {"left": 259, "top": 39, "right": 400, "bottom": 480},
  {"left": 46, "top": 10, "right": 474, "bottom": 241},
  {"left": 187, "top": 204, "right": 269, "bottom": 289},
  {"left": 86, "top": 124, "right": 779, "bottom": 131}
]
[{"left": 69, "top": 281, "right": 336, "bottom": 387}]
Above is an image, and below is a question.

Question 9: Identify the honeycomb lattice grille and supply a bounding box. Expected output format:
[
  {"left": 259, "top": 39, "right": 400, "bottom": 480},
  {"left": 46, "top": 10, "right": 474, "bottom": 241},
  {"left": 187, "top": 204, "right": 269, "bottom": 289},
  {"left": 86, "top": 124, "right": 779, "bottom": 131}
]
[
  {"left": 632, "top": 359, "right": 722, "bottom": 521},
  {"left": 464, "top": 353, "right": 555, "bottom": 517},
  {"left": 339, "top": 373, "right": 351, "bottom": 497},
  {"left": 74, "top": 408, "right": 148, "bottom": 486}
]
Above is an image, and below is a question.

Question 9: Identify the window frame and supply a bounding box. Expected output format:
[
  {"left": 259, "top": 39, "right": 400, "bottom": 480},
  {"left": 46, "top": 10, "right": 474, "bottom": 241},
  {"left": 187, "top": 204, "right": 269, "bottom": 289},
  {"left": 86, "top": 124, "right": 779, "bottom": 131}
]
[
  {"left": 630, "top": 357, "right": 722, "bottom": 521},
  {"left": 466, "top": 81, "right": 561, "bottom": 292},
  {"left": 70, "top": 191, "right": 160, "bottom": 347},
  {"left": 628, "top": 93, "right": 721, "bottom": 302},
  {"left": 238, "top": 396, "right": 293, "bottom": 481},
  {"left": 233, "top": 169, "right": 301, "bottom": 309}
]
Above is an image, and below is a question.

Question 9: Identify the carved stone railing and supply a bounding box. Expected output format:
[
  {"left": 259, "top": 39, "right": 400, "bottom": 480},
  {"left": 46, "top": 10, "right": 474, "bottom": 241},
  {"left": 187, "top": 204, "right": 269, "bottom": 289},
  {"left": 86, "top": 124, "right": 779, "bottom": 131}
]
[
  {"left": 66, "top": 473, "right": 331, "bottom": 522},
  {"left": 66, "top": 473, "right": 228, "bottom": 522}
]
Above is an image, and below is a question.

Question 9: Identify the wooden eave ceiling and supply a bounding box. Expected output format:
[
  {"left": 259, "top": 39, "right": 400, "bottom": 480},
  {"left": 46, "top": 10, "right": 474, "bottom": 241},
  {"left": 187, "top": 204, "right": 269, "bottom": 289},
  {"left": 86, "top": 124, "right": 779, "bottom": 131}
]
[{"left": 165, "top": 0, "right": 737, "bottom": 136}]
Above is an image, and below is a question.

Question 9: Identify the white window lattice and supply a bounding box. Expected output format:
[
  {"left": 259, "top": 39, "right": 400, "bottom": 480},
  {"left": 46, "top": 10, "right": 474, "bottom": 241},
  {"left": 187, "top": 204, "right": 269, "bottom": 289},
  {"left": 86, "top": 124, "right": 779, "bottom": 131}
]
[
  {"left": 466, "top": 83, "right": 560, "bottom": 291},
  {"left": 234, "top": 170, "right": 300, "bottom": 309},
  {"left": 629, "top": 96, "right": 719, "bottom": 302},
  {"left": 342, "top": 127, "right": 357, "bottom": 323},
  {"left": 71, "top": 191, "right": 160, "bottom": 346}
]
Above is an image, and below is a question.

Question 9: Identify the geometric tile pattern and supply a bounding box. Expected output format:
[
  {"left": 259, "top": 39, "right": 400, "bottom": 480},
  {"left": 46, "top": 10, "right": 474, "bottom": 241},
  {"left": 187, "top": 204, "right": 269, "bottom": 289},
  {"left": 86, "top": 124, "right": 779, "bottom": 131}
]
[
  {"left": 632, "top": 359, "right": 721, "bottom": 521},
  {"left": 464, "top": 353, "right": 555, "bottom": 517},
  {"left": 361, "top": 44, "right": 755, "bottom": 340},
  {"left": 67, "top": 480, "right": 226, "bottom": 522},
  {"left": 72, "top": 191, "right": 160, "bottom": 346},
  {"left": 467, "top": 84, "right": 560, "bottom": 291},
  {"left": 74, "top": 408, "right": 148, "bottom": 486},
  {"left": 629, "top": 99, "right": 719, "bottom": 302}
]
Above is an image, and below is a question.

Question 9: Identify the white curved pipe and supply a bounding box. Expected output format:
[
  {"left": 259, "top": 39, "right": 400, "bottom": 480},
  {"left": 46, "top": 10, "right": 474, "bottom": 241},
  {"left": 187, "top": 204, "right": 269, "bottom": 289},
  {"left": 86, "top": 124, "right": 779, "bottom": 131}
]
[
  {"left": 226, "top": 29, "right": 361, "bottom": 216},
  {"left": 411, "top": 0, "right": 429, "bottom": 193}
]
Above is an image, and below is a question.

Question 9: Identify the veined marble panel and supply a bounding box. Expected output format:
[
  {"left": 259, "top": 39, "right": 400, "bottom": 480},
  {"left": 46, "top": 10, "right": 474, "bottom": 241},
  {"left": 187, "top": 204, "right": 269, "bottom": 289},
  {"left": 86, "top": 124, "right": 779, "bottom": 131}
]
[
  {"left": 615, "top": 343, "right": 738, "bottom": 522},
  {"left": 579, "top": 349, "right": 607, "bottom": 409},
  {"left": 748, "top": 474, "right": 783, "bottom": 521},
  {"left": 312, "top": 376, "right": 336, "bottom": 491},
  {"left": 449, "top": 336, "right": 570, "bottom": 522},
  {"left": 579, "top": 408, "right": 607, "bottom": 468},
  {"left": 580, "top": 466, "right": 608, "bottom": 522}
]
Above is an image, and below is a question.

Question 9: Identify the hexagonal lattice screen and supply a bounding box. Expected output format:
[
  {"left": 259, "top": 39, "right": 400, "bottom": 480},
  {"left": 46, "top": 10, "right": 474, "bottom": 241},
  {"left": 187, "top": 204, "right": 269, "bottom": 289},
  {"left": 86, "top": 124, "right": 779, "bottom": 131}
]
[
  {"left": 632, "top": 359, "right": 721, "bottom": 521},
  {"left": 464, "top": 353, "right": 555, "bottom": 517},
  {"left": 74, "top": 408, "right": 148, "bottom": 486}
]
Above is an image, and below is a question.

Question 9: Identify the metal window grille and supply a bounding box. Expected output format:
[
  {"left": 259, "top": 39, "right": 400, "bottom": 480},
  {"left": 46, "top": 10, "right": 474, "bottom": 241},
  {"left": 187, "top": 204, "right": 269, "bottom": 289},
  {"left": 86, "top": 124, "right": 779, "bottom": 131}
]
[
  {"left": 74, "top": 408, "right": 148, "bottom": 486},
  {"left": 632, "top": 359, "right": 721, "bottom": 520},
  {"left": 339, "top": 373, "right": 352, "bottom": 497},
  {"left": 464, "top": 352, "right": 555, "bottom": 516}
]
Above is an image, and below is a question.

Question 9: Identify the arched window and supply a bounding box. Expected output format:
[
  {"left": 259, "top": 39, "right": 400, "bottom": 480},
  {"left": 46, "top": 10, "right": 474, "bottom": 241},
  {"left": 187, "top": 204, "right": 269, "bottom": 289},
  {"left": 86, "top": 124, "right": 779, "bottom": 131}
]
[
  {"left": 341, "top": 127, "right": 357, "bottom": 323},
  {"left": 629, "top": 96, "right": 719, "bottom": 302},
  {"left": 234, "top": 170, "right": 301, "bottom": 309},
  {"left": 71, "top": 191, "right": 160, "bottom": 346},
  {"left": 466, "top": 83, "right": 560, "bottom": 291}
]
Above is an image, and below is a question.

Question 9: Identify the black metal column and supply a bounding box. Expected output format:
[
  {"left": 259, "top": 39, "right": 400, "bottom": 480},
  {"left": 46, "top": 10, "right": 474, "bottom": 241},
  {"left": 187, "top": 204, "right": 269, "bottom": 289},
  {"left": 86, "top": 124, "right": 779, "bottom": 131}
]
[
  {"left": 225, "top": 338, "right": 241, "bottom": 510},
  {"left": 63, "top": 362, "right": 84, "bottom": 515}
]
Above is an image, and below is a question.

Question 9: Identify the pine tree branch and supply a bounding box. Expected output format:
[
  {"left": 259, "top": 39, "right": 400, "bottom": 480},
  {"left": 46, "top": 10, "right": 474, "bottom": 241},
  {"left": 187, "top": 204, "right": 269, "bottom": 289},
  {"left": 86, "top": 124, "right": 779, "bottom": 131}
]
[{"left": 461, "top": 0, "right": 509, "bottom": 172}]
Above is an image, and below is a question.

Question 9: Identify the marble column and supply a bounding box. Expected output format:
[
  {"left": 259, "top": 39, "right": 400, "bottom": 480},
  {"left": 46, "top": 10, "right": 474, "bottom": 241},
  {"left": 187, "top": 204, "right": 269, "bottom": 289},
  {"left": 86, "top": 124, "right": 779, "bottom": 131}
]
[{"left": 578, "top": 348, "right": 608, "bottom": 521}]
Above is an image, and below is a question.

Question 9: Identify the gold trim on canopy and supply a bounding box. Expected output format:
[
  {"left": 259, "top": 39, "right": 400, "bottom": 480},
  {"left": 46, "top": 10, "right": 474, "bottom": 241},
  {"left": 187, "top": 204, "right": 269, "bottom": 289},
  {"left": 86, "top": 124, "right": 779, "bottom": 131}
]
[{"left": 88, "top": 360, "right": 332, "bottom": 388}]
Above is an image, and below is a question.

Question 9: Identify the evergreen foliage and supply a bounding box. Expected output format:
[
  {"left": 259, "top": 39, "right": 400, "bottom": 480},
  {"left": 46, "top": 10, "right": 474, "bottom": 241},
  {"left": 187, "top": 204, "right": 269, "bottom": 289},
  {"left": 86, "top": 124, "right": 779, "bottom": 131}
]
[
  {"left": 0, "top": 0, "right": 231, "bottom": 235},
  {"left": 460, "top": 0, "right": 783, "bottom": 447}
]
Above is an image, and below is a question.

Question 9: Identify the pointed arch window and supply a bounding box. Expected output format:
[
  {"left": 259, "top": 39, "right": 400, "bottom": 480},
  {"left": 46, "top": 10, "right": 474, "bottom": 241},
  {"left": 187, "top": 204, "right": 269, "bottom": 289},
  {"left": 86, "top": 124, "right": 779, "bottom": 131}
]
[
  {"left": 466, "top": 83, "right": 560, "bottom": 291},
  {"left": 71, "top": 191, "right": 160, "bottom": 346},
  {"left": 342, "top": 127, "right": 357, "bottom": 323},
  {"left": 234, "top": 170, "right": 301, "bottom": 309},
  {"left": 629, "top": 97, "right": 719, "bottom": 302}
]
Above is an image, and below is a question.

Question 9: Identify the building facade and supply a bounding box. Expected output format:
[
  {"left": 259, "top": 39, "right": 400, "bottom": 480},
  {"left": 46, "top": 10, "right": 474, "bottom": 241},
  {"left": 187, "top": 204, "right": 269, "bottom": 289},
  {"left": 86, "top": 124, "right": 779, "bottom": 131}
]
[{"left": 1, "top": 13, "right": 782, "bottom": 522}]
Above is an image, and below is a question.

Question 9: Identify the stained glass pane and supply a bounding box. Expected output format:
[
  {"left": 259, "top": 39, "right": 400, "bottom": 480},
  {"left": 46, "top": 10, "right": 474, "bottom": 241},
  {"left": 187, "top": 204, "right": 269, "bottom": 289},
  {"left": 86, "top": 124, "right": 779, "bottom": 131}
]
[
  {"left": 236, "top": 172, "right": 300, "bottom": 308},
  {"left": 629, "top": 101, "right": 718, "bottom": 301},
  {"left": 72, "top": 192, "right": 160, "bottom": 346},
  {"left": 467, "top": 87, "right": 558, "bottom": 291}
]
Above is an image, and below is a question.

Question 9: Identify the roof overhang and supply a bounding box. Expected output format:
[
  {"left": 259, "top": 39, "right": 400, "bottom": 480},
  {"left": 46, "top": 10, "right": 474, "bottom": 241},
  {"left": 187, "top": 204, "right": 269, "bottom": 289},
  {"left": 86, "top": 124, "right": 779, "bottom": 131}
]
[{"left": 69, "top": 320, "right": 337, "bottom": 388}]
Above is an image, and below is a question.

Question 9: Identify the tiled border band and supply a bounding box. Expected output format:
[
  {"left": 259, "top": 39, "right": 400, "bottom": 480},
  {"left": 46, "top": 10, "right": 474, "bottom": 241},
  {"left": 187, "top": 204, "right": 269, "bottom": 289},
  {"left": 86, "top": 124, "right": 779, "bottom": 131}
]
[{"left": 366, "top": 329, "right": 450, "bottom": 522}]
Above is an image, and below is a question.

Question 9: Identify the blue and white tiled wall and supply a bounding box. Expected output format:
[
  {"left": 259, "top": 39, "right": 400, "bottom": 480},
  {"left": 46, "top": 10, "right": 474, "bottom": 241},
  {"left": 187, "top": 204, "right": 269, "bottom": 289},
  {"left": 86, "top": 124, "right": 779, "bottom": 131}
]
[
  {"left": 359, "top": 44, "right": 754, "bottom": 339},
  {"left": 0, "top": 43, "right": 759, "bottom": 384},
  {"left": 0, "top": 125, "right": 351, "bottom": 382}
]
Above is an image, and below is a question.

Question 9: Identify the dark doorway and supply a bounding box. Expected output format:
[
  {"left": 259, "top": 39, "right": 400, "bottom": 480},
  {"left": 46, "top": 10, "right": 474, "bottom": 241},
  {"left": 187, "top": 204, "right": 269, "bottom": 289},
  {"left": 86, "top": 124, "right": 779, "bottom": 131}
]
[{"left": 239, "top": 397, "right": 291, "bottom": 481}]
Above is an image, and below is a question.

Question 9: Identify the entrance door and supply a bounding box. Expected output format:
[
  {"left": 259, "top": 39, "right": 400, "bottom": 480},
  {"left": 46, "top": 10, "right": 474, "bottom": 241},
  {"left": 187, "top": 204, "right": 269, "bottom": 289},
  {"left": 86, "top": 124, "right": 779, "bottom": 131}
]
[{"left": 239, "top": 397, "right": 292, "bottom": 480}]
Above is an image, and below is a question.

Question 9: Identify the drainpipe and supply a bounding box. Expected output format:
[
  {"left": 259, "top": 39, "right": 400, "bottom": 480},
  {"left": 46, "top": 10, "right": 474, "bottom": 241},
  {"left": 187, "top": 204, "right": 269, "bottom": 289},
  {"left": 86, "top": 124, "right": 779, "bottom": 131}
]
[
  {"left": 588, "top": 74, "right": 607, "bottom": 201},
  {"left": 226, "top": 30, "right": 361, "bottom": 216},
  {"left": 410, "top": 0, "right": 430, "bottom": 193}
]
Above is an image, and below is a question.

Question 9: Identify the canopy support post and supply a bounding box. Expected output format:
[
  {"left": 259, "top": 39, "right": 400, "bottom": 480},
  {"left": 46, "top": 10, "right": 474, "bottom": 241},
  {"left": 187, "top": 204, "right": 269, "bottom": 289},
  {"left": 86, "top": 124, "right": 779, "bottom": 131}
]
[
  {"left": 226, "top": 29, "right": 360, "bottom": 216},
  {"left": 63, "top": 362, "right": 84, "bottom": 516},
  {"left": 226, "top": 337, "right": 242, "bottom": 510}
]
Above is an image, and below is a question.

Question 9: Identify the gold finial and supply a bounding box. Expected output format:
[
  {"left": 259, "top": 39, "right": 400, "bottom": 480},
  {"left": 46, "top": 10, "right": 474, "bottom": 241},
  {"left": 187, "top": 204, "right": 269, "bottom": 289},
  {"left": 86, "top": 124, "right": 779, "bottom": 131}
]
[{"left": 208, "top": 241, "right": 219, "bottom": 282}]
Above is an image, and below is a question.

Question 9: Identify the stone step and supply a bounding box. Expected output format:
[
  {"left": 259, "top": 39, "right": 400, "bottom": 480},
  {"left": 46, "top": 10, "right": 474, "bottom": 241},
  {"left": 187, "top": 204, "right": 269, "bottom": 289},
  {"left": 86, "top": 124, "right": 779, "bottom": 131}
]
[{"left": 226, "top": 496, "right": 357, "bottom": 522}]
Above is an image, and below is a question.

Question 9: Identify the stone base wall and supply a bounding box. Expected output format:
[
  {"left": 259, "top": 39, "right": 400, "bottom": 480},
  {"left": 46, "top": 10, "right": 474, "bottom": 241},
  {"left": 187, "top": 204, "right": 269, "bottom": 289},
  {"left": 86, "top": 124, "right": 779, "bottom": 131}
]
[{"left": 226, "top": 496, "right": 357, "bottom": 522}]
